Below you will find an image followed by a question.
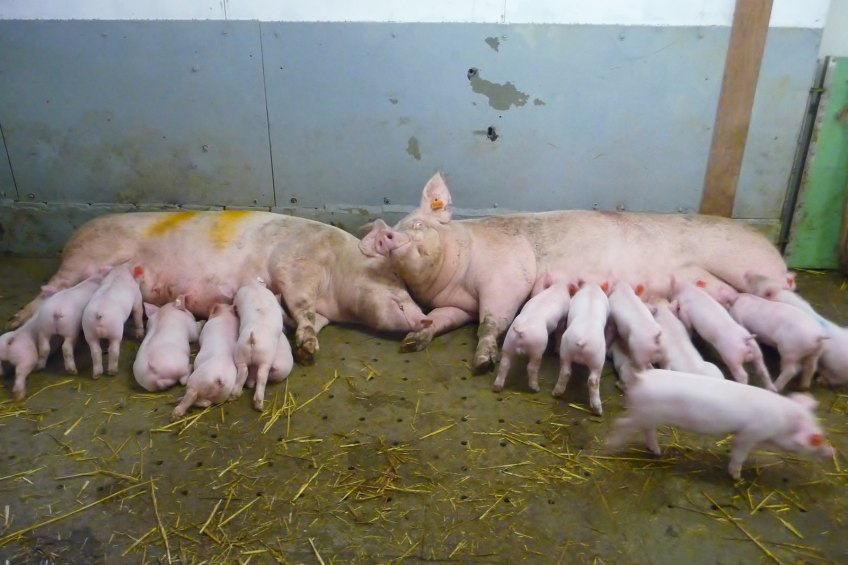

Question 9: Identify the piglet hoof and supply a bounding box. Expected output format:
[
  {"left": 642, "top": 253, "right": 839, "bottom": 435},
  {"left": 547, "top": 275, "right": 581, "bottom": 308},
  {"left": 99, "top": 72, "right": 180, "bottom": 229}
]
[
  {"left": 253, "top": 398, "right": 264, "bottom": 412},
  {"left": 135, "top": 329, "right": 145, "bottom": 340},
  {"left": 67, "top": 367, "right": 78, "bottom": 376},
  {"left": 551, "top": 387, "right": 565, "bottom": 398},
  {"left": 170, "top": 409, "right": 185, "bottom": 422},
  {"left": 13, "top": 388, "right": 26, "bottom": 402},
  {"left": 590, "top": 404, "right": 603, "bottom": 417},
  {"left": 492, "top": 383, "right": 504, "bottom": 393},
  {"left": 529, "top": 383, "right": 540, "bottom": 393},
  {"left": 400, "top": 329, "right": 433, "bottom": 352}
]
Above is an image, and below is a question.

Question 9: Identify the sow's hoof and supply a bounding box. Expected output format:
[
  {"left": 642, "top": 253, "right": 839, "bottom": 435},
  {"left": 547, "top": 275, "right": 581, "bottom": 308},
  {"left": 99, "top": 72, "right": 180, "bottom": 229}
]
[
  {"left": 295, "top": 327, "right": 319, "bottom": 365},
  {"left": 400, "top": 329, "right": 434, "bottom": 353},
  {"left": 472, "top": 343, "right": 499, "bottom": 374}
]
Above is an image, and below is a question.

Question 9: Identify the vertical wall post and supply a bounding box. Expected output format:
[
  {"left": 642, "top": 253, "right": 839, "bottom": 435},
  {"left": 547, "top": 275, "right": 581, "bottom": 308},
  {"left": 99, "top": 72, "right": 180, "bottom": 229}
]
[{"left": 699, "top": 0, "right": 774, "bottom": 217}]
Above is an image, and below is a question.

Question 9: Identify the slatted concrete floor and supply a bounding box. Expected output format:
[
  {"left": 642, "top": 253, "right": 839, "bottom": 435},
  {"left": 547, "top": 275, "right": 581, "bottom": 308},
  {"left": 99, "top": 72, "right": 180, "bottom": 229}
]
[{"left": 1, "top": 256, "right": 847, "bottom": 564}]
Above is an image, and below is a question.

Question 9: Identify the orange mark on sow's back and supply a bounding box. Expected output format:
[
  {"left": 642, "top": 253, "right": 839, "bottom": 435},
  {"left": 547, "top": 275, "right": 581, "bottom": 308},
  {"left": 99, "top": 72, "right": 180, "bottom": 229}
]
[
  {"left": 210, "top": 210, "right": 253, "bottom": 248},
  {"left": 145, "top": 211, "right": 199, "bottom": 237}
]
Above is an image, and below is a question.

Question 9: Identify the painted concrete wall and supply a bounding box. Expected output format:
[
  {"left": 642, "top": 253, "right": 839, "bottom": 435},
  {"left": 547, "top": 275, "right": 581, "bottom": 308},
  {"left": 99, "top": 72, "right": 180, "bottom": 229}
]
[
  {"left": 0, "top": 0, "right": 831, "bottom": 254},
  {"left": 820, "top": 0, "right": 848, "bottom": 56}
]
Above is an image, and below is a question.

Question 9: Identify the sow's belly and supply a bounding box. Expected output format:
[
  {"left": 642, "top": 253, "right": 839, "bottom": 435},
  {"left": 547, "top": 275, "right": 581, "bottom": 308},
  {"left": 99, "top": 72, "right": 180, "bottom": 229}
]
[{"left": 82, "top": 211, "right": 278, "bottom": 316}]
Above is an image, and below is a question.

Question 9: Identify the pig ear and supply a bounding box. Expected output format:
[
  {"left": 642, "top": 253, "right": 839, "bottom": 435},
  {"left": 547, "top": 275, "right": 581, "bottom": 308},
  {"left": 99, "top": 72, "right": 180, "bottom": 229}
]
[
  {"left": 646, "top": 302, "right": 658, "bottom": 316},
  {"left": 41, "top": 285, "right": 59, "bottom": 297},
  {"left": 143, "top": 303, "right": 159, "bottom": 318},
  {"left": 788, "top": 392, "right": 818, "bottom": 411},
  {"left": 99, "top": 264, "right": 114, "bottom": 277},
  {"left": 418, "top": 172, "right": 453, "bottom": 224}
]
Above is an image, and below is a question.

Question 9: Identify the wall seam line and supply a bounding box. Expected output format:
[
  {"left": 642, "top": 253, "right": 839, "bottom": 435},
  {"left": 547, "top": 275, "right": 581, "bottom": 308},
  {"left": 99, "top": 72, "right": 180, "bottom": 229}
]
[
  {"left": 257, "top": 22, "right": 277, "bottom": 208},
  {"left": 0, "top": 118, "right": 19, "bottom": 200}
]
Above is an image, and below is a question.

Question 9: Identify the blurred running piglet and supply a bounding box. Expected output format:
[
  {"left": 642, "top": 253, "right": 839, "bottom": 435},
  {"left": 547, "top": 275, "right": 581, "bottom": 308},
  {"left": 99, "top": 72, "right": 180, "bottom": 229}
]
[
  {"left": 725, "top": 292, "right": 828, "bottom": 391},
  {"left": 555, "top": 280, "right": 611, "bottom": 415},
  {"left": 608, "top": 282, "right": 668, "bottom": 371},
  {"left": 493, "top": 277, "right": 571, "bottom": 393},
  {"left": 674, "top": 280, "right": 773, "bottom": 390},
  {"left": 34, "top": 267, "right": 109, "bottom": 375},
  {"left": 82, "top": 263, "right": 145, "bottom": 377},
  {"left": 172, "top": 303, "right": 238, "bottom": 420},
  {"left": 133, "top": 296, "right": 201, "bottom": 392},
  {"left": 649, "top": 298, "right": 723, "bottom": 379},
  {"left": 231, "top": 278, "right": 284, "bottom": 411},
  {"left": 606, "top": 368, "right": 834, "bottom": 479}
]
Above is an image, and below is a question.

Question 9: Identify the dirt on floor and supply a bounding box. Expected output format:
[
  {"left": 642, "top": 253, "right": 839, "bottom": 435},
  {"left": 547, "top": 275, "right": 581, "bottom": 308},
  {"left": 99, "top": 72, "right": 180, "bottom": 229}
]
[{"left": 0, "top": 256, "right": 847, "bottom": 565}]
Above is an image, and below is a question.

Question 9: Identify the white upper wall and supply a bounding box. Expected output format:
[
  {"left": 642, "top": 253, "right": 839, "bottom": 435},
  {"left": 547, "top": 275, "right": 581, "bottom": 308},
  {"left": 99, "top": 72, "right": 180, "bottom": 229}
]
[
  {"left": 0, "top": 0, "right": 831, "bottom": 28},
  {"left": 820, "top": 0, "right": 848, "bottom": 55}
]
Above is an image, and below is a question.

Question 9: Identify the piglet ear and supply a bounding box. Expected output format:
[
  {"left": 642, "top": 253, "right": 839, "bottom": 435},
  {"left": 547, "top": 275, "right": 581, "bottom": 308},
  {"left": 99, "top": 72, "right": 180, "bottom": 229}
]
[
  {"left": 786, "top": 272, "right": 797, "bottom": 291},
  {"left": 788, "top": 392, "right": 818, "bottom": 411},
  {"left": 646, "top": 302, "right": 658, "bottom": 316},
  {"left": 174, "top": 294, "right": 188, "bottom": 310},
  {"left": 217, "top": 284, "right": 236, "bottom": 300},
  {"left": 143, "top": 303, "right": 159, "bottom": 318},
  {"left": 418, "top": 172, "right": 453, "bottom": 224}
]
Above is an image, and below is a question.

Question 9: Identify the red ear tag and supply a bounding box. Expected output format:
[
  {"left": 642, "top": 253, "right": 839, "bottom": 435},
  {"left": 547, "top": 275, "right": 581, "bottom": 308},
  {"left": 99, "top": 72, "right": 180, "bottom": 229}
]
[
  {"left": 635, "top": 284, "right": 644, "bottom": 296},
  {"left": 431, "top": 198, "right": 445, "bottom": 211},
  {"left": 568, "top": 284, "right": 577, "bottom": 295},
  {"left": 810, "top": 434, "right": 823, "bottom": 447},
  {"left": 133, "top": 266, "right": 144, "bottom": 276},
  {"left": 696, "top": 280, "right": 706, "bottom": 288},
  {"left": 601, "top": 282, "right": 609, "bottom": 292}
]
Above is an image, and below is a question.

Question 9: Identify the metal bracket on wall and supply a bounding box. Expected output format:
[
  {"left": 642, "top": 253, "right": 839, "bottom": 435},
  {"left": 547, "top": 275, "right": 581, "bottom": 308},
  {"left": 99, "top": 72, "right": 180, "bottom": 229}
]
[{"left": 777, "top": 56, "right": 829, "bottom": 253}]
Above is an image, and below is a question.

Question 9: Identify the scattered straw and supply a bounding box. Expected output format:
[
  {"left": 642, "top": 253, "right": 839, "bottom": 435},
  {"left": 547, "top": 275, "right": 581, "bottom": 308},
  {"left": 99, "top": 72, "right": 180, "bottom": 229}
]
[
  {"left": 121, "top": 526, "right": 156, "bottom": 557},
  {"left": 25, "top": 379, "right": 73, "bottom": 401},
  {"left": 56, "top": 469, "right": 139, "bottom": 483},
  {"left": 419, "top": 424, "right": 455, "bottom": 440},
  {"left": 703, "top": 492, "right": 784, "bottom": 565},
  {"left": 0, "top": 480, "right": 150, "bottom": 547},
  {"left": 292, "top": 465, "right": 324, "bottom": 502},
  {"left": 308, "top": 537, "right": 326, "bottom": 565},
  {"left": 150, "top": 482, "right": 172, "bottom": 564},
  {"left": 0, "top": 467, "right": 44, "bottom": 482}
]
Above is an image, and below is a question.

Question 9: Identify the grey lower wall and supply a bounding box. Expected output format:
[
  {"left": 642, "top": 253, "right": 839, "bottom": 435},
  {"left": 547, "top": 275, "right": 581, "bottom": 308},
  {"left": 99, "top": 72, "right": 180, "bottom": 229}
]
[{"left": 0, "top": 21, "right": 820, "bottom": 254}]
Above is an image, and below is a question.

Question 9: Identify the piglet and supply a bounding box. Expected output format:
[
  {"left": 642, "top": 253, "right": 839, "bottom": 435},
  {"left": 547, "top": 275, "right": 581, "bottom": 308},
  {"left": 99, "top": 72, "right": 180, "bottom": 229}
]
[
  {"left": 133, "top": 296, "right": 201, "bottom": 392},
  {"left": 493, "top": 279, "right": 571, "bottom": 393},
  {"left": 674, "top": 280, "right": 774, "bottom": 390},
  {"left": 726, "top": 292, "right": 828, "bottom": 391},
  {"left": 608, "top": 282, "right": 668, "bottom": 371},
  {"left": 81, "top": 264, "right": 144, "bottom": 377},
  {"left": 34, "top": 268, "right": 108, "bottom": 375},
  {"left": 606, "top": 369, "right": 834, "bottom": 479},
  {"left": 231, "top": 278, "right": 284, "bottom": 411},
  {"left": 650, "top": 298, "right": 723, "bottom": 379},
  {"left": 172, "top": 303, "right": 238, "bottom": 420},
  {"left": 0, "top": 316, "right": 42, "bottom": 400},
  {"left": 609, "top": 337, "right": 639, "bottom": 387},
  {"left": 747, "top": 273, "right": 848, "bottom": 386},
  {"left": 555, "top": 281, "right": 610, "bottom": 415}
]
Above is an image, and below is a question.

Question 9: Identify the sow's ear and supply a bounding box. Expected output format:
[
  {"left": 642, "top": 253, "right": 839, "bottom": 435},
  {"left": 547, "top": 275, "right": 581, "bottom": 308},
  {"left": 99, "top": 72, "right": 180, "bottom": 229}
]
[
  {"left": 359, "top": 218, "right": 390, "bottom": 257},
  {"left": 418, "top": 172, "right": 453, "bottom": 224}
]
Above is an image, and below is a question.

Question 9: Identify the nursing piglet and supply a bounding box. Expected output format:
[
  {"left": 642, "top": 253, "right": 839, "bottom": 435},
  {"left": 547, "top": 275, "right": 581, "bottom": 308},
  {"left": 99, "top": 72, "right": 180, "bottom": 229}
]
[
  {"left": 247, "top": 332, "right": 294, "bottom": 389},
  {"left": 608, "top": 282, "right": 668, "bottom": 371},
  {"left": 555, "top": 281, "right": 610, "bottom": 415},
  {"left": 747, "top": 273, "right": 848, "bottom": 386},
  {"left": 232, "top": 279, "right": 284, "bottom": 411},
  {"left": 133, "top": 296, "right": 201, "bottom": 392},
  {"left": 172, "top": 303, "right": 238, "bottom": 420},
  {"left": 674, "top": 280, "right": 774, "bottom": 390},
  {"left": 608, "top": 337, "right": 639, "bottom": 386},
  {"left": 0, "top": 316, "right": 42, "bottom": 400},
  {"left": 606, "top": 369, "right": 834, "bottom": 479},
  {"left": 727, "top": 293, "right": 828, "bottom": 391},
  {"left": 493, "top": 279, "right": 571, "bottom": 393},
  {"left": 34, "top": 269, "right": 108, "bottom": 375},
  {"left": 82, "top": 264, "right": 144, "bottom": 377},
  {"left": 650, "top": 299, "right": 723, "bottom": 379}
]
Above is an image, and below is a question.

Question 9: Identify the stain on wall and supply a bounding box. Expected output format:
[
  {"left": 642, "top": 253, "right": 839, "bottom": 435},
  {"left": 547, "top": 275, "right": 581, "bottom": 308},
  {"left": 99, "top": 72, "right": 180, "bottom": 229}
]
[
  {"left": 468, "top": 71, "right": 531, "bottom": 111},
  {"left": 484, "top": 36, "right": 500, "bottom": 51},
  {"left": 406, "top": 136, "right": 421, "bottom": 160}
]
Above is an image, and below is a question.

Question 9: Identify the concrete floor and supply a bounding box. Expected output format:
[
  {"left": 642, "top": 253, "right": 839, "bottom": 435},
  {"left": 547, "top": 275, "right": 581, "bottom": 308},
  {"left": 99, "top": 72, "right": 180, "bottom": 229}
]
[{"left": 1, "top": 256, "right": 847, "bottom": 565}]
